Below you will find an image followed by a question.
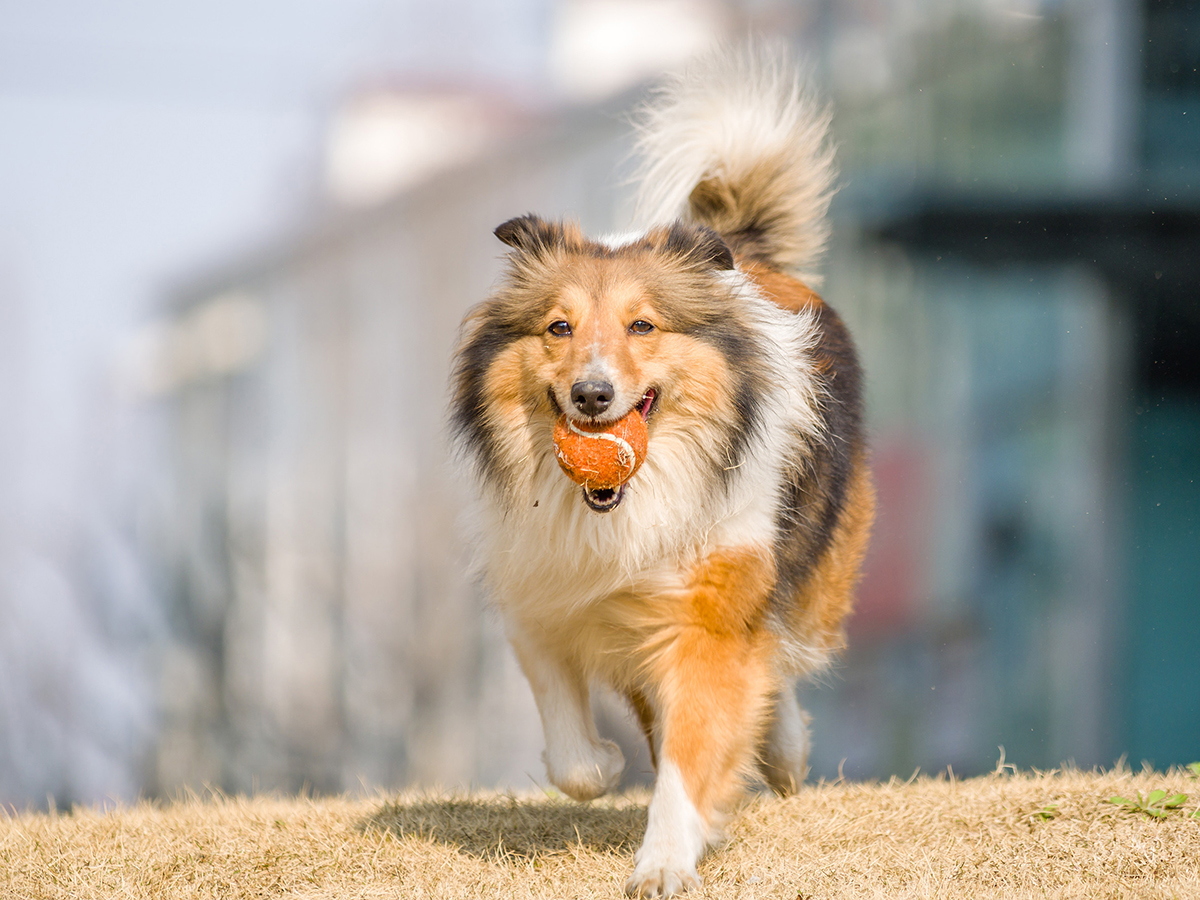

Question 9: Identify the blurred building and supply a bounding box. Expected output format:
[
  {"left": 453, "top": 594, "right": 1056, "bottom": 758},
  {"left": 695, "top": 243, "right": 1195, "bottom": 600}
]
[
  {"left": 144, "top": 0, "right": 1199, "bottom": 796},
  {"left": 801, "top": 0, "right": 1200, "bottom": 778}
]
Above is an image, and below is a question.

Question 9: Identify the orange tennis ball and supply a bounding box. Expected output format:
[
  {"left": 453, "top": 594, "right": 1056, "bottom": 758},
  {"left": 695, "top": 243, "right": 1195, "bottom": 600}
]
[{"left": 553, "top": 409, "right": 649, "bottom": 489}]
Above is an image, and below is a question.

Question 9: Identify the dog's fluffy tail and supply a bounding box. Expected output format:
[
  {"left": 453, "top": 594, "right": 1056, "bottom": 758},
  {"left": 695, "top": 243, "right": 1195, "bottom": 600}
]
[{"left": 633, "top": 45, "right": 837, "bottom": 283}]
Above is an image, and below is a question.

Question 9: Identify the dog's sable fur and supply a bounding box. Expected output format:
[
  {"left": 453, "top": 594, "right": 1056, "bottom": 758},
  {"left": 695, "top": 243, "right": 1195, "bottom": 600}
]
[{"left": 451, "top": 46, "right": 874, "bottom": 898}]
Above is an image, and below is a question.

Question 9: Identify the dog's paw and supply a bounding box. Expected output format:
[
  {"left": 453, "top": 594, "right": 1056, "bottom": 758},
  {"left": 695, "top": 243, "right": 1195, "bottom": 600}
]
[
  {"left": 546, "top": 738, "right": 624, "bottom": 801},
  {"left": 624, "top": 861, "right": 701, "bottom": 897}
]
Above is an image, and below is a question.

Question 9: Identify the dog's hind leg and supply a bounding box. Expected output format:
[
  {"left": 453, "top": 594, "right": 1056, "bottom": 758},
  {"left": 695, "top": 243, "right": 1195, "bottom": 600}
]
[
  {"left": 627, "top": 687, "right": 658, "bottom": 770},
  {"left": 510, "top": 632, "right": 624, "bottom": 801},
  {"left": 757, "top": 683, "right": 811, "bottom": 795}
]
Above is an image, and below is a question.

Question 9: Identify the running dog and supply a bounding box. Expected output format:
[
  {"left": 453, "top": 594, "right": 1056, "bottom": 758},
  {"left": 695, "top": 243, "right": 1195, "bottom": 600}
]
[{"left": 451, "top": 46, "right": 874, "bottom": 897}]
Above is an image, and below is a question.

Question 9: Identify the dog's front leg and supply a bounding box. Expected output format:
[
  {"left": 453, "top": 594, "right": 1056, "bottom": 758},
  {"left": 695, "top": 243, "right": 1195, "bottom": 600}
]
[
  {"left": 509, "top": 631, "right": 624, "bottom": 801},
  {"left": 626, "top": 549, "right": 777, "bottom": 898}
]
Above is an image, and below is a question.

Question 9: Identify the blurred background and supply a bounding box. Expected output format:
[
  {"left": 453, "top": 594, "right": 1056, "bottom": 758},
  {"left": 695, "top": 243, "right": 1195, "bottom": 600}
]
[{"left": 1, "top": 0, "right": 1197, "bottom": 810}]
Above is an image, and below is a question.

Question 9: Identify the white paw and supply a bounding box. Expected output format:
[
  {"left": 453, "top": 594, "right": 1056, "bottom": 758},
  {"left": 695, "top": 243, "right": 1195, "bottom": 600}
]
[
  {"left": 624, "top": 860, "right": 701, "bottom": 897},
  {"left": 546, "top": 738, "right": 624, "bottom": 801},
  {"left": 626, "top": 760, "right": 709, "bottom": 896}
]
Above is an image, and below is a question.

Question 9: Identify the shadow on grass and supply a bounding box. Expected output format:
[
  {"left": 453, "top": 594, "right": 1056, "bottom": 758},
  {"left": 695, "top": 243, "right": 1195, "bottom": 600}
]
[{"left": 360, "top": 795, "right": 647, "bottom": 860}]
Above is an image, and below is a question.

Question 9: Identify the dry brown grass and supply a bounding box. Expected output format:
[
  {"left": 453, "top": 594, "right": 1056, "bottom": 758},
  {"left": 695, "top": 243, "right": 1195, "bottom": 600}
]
[{"left": 3, "top": 767, "right": 1199, "bottom": 899}]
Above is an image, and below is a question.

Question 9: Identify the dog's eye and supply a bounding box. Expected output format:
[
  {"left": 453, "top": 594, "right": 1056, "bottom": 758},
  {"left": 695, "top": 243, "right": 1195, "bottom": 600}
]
[
  {"left": 628, "top": 320, "right": 655, "bottom": 335},
  {"left": 547, "top": 320, "right": 572, "bottom": 337}
]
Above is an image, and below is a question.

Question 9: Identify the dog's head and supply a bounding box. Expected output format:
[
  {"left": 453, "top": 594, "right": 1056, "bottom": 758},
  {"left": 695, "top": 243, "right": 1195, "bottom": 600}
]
[{"left": 452, "top": 215, "right": 769, "bottom": 512}]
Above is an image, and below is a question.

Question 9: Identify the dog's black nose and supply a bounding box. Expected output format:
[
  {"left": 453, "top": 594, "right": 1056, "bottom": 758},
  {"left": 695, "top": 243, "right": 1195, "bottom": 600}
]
[{"left": 571, "top": 380, "right": 614, "bottom": 416}]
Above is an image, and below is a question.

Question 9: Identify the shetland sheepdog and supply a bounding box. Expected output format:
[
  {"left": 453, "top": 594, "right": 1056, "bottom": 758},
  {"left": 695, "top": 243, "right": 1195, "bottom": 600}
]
[{"left": 451, "top": 47, "right": 874, "bottom": 897}]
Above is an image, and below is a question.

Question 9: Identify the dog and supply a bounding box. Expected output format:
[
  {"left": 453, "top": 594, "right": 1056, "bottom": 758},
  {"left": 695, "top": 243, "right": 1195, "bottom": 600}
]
[{"left": 451, "top": 46, "right": 874, "bottom": 897}]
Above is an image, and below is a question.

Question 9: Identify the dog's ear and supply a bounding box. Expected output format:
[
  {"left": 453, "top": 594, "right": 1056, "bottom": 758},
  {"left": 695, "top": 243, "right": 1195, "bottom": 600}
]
[
  {"left": 663, "top": 223, "right": 735, "bottom": 271},
  {"left": 494, "top": 214, "right": 564, "bottom": 256}
]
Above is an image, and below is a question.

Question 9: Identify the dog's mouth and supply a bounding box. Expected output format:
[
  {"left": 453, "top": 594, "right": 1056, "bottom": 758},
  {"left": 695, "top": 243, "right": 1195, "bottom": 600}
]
[
  {"left": 635, "top": 388, "right": 657, "bottom": 420},
  {"left": 581, "top": 483, "right": 626, "bottom": 512}
]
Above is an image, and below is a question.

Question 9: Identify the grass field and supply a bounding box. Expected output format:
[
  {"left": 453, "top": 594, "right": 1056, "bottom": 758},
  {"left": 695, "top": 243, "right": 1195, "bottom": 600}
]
[{"left": 3, "top": 766, "right": 1199, "bottom": 899}]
